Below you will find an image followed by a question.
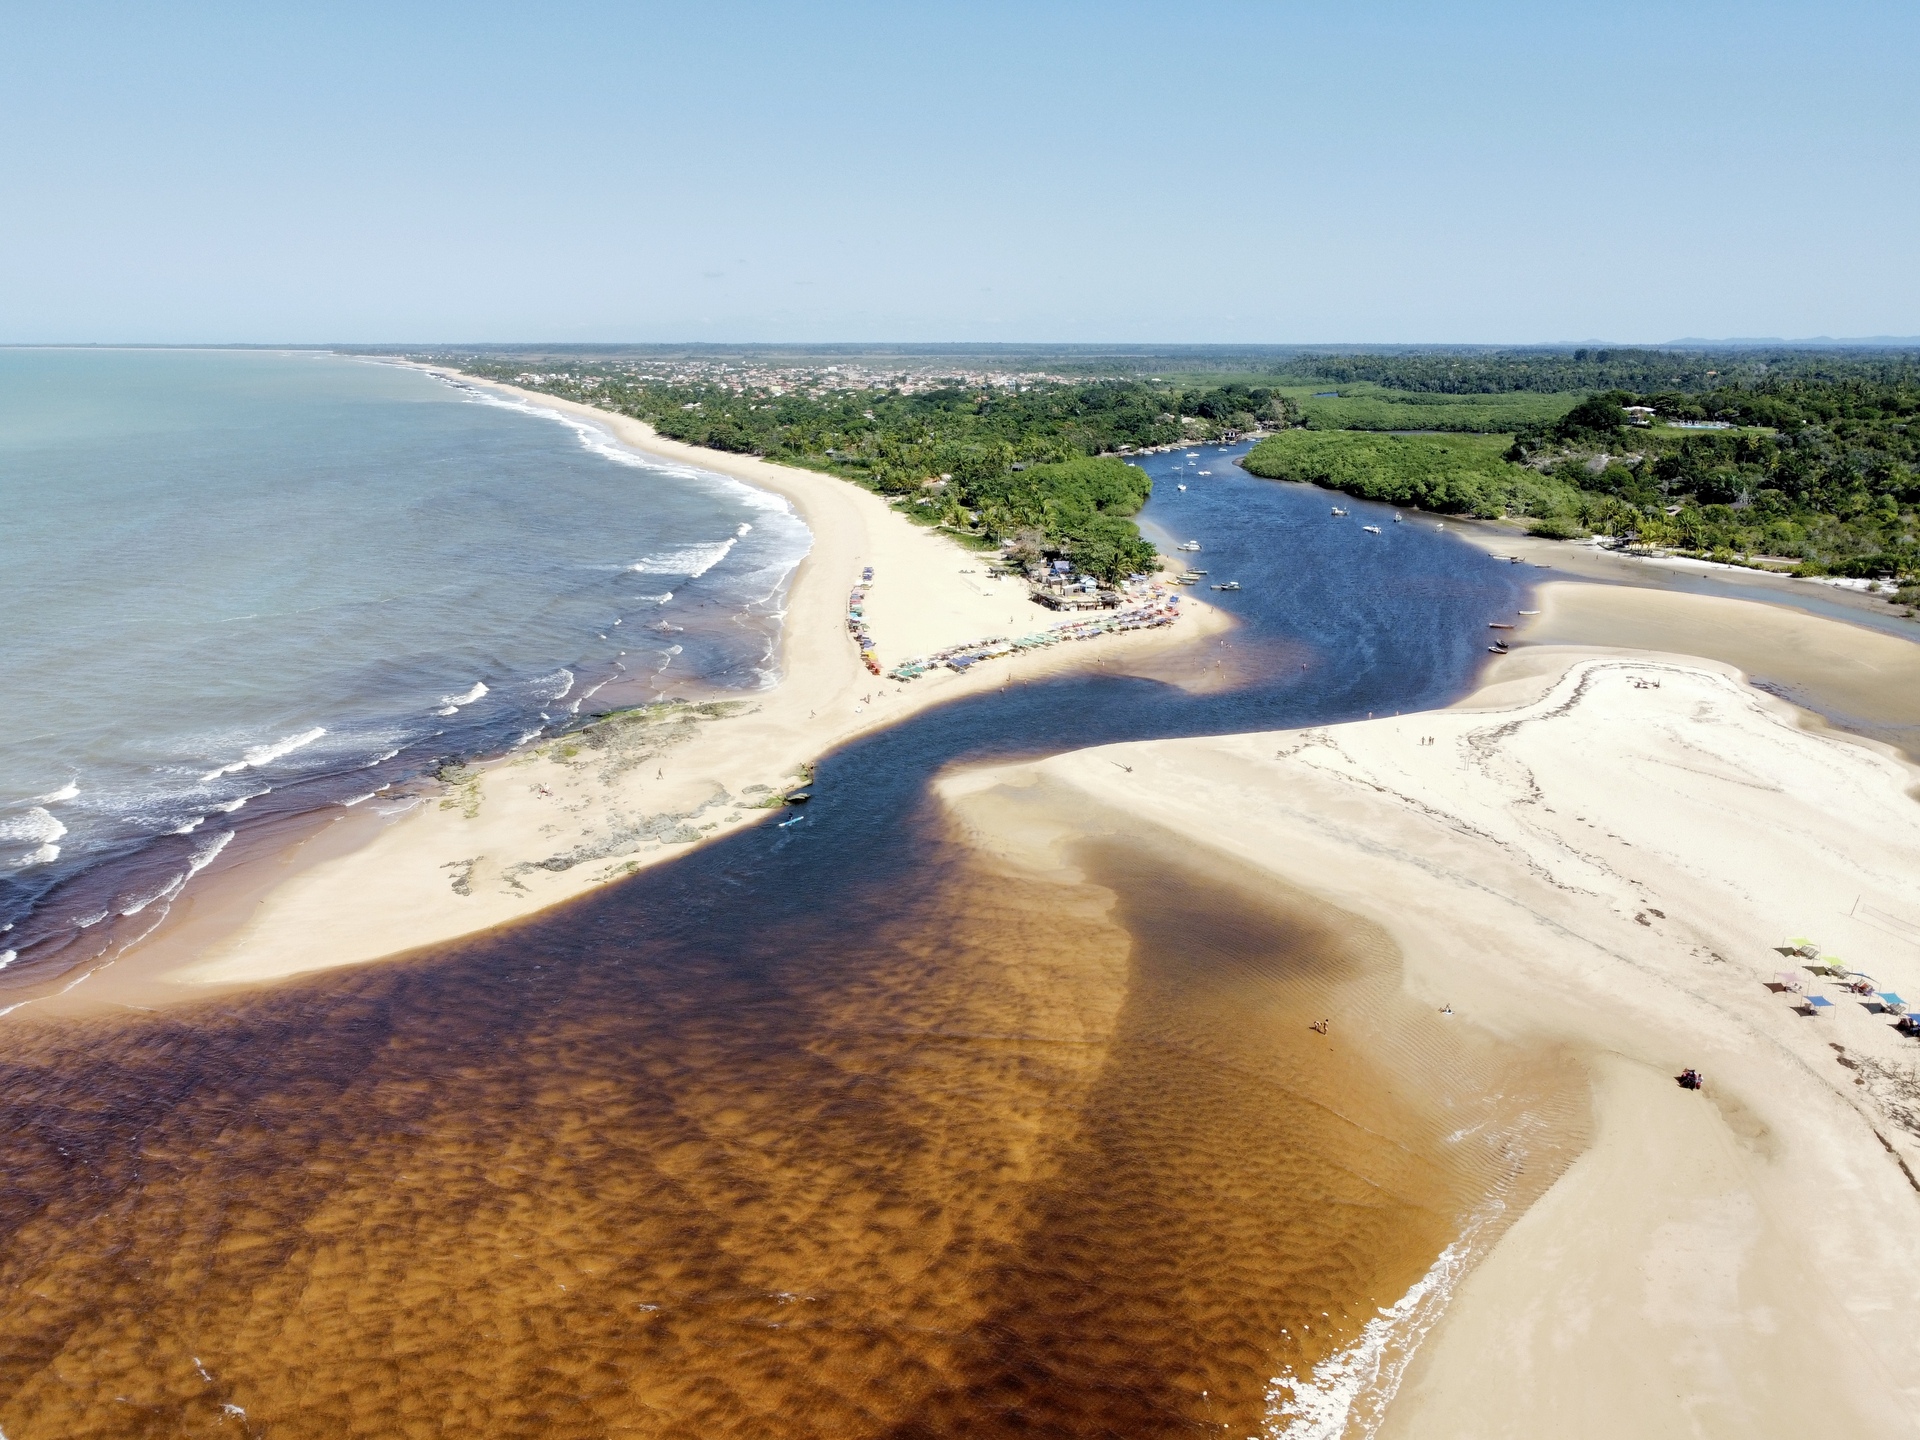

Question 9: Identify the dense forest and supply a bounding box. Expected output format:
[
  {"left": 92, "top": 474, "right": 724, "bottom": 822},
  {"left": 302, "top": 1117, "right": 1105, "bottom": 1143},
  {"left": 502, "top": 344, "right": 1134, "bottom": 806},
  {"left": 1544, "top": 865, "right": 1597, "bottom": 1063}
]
[
  {"left": 453, "top": 361, "right": 1289, "bottom": 580},
  {"left": 1242, "top": 432, "right": 1570, "bottom": 518},
  {"left": 1266, "top": 348, "right": 1920, "bottom": 396},
  {"left": 1248, "top": 365, "right": 1919, "bottom": 591},
  {"left": 430, "top": 346, "right": 1919, "bottom": 594},
  {"left": 1509, "top": 380, "right": 1920, "bottom": 580}
]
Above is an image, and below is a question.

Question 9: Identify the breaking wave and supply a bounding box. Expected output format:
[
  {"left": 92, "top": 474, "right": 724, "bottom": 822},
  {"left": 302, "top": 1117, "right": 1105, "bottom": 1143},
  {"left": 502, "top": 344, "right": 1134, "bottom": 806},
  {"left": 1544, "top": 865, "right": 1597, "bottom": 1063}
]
[
  {"left": 202, "top": 727, "right": 328, "bottom": 782},
  {"left": 629, "top": 540, "right": 737, "bottom": 578}
]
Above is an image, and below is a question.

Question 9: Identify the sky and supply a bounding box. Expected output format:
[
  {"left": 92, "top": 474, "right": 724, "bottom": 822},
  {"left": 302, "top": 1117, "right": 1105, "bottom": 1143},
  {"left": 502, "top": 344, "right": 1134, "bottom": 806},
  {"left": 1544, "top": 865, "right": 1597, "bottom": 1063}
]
[{"left": 3, "top": 1, "right": 1916, "bottom": 345}]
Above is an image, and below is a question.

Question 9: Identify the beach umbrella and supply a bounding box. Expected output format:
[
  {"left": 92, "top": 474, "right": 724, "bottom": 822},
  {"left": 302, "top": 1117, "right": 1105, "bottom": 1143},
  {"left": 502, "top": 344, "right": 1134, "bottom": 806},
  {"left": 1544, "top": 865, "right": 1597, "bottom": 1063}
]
[
  {"left": 1805, "top": 996, "right": 1836, "bottom": 1015},
  {"left": 1773, "top": 971, "right": 1804, "bottom": 992},
  {"left": 1879, "top": 993, "right": 1908, "bottom": 1015}
]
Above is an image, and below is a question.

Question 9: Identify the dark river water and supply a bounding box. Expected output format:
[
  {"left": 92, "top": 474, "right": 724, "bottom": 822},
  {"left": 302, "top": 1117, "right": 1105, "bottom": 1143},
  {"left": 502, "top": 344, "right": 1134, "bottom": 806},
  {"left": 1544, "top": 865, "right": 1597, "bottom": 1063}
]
[{"left": 0, "top": 446, "right": 1563, "bottom": 1439}]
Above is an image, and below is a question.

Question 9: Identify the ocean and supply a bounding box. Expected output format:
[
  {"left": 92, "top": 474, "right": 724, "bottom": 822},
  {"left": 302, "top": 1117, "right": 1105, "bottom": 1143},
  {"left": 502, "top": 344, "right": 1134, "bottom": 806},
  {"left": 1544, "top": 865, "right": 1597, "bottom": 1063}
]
[{"left": 0, "top": 348, "right": 809, "bottom": 987}]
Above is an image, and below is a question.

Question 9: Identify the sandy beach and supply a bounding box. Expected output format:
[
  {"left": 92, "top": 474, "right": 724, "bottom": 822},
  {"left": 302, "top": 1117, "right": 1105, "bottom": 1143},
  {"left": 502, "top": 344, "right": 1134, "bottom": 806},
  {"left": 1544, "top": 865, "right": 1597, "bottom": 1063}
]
[
  {"left": 76, "top": 379, "right": 1225, "bottom": 1004},
  {"left": 938, "top": 593, "right": 1920, "bottom": 1437}
]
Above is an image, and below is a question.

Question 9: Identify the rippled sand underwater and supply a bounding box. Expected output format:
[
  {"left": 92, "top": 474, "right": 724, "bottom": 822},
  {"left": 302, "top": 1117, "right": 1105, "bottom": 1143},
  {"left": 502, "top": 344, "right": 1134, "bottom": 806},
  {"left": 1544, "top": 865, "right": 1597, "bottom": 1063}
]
[{"left": 0, "top": 774, "right": 1585, "bottom": 1439}]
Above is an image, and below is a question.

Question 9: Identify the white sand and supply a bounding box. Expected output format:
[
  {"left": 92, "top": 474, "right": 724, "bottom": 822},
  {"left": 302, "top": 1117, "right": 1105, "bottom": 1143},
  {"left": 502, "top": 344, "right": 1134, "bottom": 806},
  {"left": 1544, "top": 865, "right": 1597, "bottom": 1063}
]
[
  {"left": 941, "top": 645, "right": 1920, "bottom": 1437},
  {"left": 122, "top": 380, "right": 1224, "bottom": 997}
]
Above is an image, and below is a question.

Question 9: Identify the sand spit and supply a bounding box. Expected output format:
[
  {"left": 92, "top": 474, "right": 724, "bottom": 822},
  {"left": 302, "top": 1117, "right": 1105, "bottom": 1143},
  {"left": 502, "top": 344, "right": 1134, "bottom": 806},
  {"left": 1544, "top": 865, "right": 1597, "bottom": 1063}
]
[
  {"left": 63, "top": 380, "right": 1222, "bottom": 1006},
  {"left": 943, "top": 644, "right": 1920, "bottom": 1436},
  {"left": 1451, "top": 520, "right": 1920, "bottom": 636},
  {"left": 1521, "top": 580, "right": 1920, "bottom": 762}
]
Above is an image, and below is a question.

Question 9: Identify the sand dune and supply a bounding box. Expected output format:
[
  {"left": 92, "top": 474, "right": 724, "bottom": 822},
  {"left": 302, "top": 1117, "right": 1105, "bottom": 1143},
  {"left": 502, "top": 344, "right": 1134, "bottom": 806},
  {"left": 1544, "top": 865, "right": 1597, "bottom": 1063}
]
[{"left": 945, "top": 637, "right": 1920, "bottom": 1437}]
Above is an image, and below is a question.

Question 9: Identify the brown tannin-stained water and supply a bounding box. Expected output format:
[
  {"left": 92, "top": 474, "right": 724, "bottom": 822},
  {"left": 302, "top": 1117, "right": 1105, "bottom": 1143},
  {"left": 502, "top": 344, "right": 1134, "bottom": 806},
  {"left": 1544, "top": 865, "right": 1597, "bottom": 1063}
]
[
  {"left": 0, "top": 806, "right": 1584, "bottom": 1439},
  {"left": 0, "top": 452, "right": 1599, "bottom": 1438}
]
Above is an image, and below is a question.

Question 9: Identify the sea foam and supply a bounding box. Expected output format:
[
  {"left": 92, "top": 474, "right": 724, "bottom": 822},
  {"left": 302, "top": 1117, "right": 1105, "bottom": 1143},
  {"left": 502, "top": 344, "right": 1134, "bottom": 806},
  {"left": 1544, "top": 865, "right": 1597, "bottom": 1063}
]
[
  {"left": 1260, "top": 1202, "right": 1503, "bottom": 1440},
  {"left": 1, "top": 808, "right": 67, "bottom": 868},
  {"left": 0, "top": 807, "right": 66, "bottom": 846},
  {"left": 629, "top": 540, "right": 737, "bottom": 578},
  {"left": 202, "top": 727, "right": 327, "bottom": 781}
]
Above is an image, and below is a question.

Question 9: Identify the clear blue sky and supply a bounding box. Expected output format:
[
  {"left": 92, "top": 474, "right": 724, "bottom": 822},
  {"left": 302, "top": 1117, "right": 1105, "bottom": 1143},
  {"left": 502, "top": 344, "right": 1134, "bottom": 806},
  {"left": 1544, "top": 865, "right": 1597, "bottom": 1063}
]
[{"left": 4, "top": 1, "right": 1915, "bottom": 344}]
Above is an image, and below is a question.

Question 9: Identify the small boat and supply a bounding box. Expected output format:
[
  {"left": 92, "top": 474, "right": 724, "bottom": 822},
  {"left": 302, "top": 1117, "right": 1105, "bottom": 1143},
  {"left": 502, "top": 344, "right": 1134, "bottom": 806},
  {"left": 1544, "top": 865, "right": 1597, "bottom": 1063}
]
[
  {"left": 1177, "top": 484, "right": 1187, "bottom": 491},
  {"left": 1487, "top": 641, "right": 1510, "bottom": 654},
  {"left": 1518, "top": 609, "right": 1540, "bottom": 616},
  {"left": 1210, "top": 581, "right": 1240, "bottom": 591},
  {"left": 1488, "top": 622, "right": 1514, "bottom": 630},
  {"left": 1393, "top": 514, "right": 1404, "bottom": 523},
  {"left": 1198, "top": 470, "right": 1212, "bottom": 476},
  {"left": 1177, "top": 540, "right": 1202, "bottom": 551},
  {"left": 1362, "top": 525, "right": 1381, "bottom": 534},
  {"left": 1331, "top": 507, "right": 1348, "bottom": 517}
]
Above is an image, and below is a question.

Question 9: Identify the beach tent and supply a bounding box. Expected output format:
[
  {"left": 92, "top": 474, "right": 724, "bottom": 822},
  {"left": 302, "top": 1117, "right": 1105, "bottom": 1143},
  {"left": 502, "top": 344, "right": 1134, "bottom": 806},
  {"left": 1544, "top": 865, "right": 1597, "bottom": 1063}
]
[
  {"left": 1879, "top": 993, "right": 1908, "bottom": 1015},
  {"left": 1805, "top": 996, "right": 1836, "bottom": 1016}
]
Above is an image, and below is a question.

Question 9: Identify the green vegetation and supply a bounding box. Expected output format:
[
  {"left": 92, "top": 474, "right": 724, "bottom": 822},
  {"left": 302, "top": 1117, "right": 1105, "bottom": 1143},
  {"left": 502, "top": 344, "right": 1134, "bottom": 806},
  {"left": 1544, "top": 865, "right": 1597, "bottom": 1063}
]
[
  {"left": 412, "top": 344, "right": 1919, "bottom": 591},
  {"left": 1265, "top": 347, "right": 1920, "bottom": 396},
  {"left": 1274, "top": 382, "right": 1582, "bottom": 434},
  {"left": 1502, "top": 378, "right": 1920, "bottom": 578},
  {"left": 456, "top": 363, "right": 1289, "bottom": 581},
  {"left": 1243, "top": 432, "right": 1578, "bottom": 519},
  {"left": 1250, "top": 373, "right": 1920, "bottom": 582}
]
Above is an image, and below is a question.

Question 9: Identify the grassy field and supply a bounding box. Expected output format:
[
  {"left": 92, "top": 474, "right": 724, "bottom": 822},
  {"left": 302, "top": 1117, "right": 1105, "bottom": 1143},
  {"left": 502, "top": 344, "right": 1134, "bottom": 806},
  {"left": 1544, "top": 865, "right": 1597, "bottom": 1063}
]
[
  {"left": 1272, "top": 382, "right": 1584, "bottom": 433},
  {"left": 1242, "top": 430, "right": 1581, "bottom": 519}
]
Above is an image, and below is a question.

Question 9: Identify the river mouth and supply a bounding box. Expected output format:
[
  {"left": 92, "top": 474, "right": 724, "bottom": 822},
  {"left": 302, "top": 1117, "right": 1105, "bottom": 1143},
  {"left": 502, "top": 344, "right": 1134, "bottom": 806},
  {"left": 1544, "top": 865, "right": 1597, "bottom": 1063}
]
[
  {"left": 0, "top": 763, "right": 1588, "bottom": 1439},
  {"left": 0, "top": 448, "right": 1578, "bottom": 1436}
]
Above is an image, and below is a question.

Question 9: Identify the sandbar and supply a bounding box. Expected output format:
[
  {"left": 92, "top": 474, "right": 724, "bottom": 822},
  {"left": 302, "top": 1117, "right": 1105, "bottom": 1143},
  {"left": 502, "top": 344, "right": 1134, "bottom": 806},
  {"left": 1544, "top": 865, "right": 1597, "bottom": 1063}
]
[{"left": 940, "top": 597, "right": 1920, "bottom": 1436}]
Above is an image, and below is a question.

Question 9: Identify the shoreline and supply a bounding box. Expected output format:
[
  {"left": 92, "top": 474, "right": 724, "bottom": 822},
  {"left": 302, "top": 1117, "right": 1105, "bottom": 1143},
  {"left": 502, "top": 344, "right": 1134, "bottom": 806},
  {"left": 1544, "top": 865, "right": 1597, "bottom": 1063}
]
[
  {"left": 1447, "top": 512, "right": 1920, "bottom": 638},
  {"left": 32, "top": 376, "right": 1227, "bottom": 1012},
  {"left": 939, "top": 602, "right": 1920, "bottom": 1435}
]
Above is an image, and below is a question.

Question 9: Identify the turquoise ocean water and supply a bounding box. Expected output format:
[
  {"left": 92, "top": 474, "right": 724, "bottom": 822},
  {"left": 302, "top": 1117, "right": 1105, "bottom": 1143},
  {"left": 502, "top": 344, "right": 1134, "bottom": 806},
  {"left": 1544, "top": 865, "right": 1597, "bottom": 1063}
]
[{"left": 0, "top": 349, "right": 808, "bottom": 984}]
